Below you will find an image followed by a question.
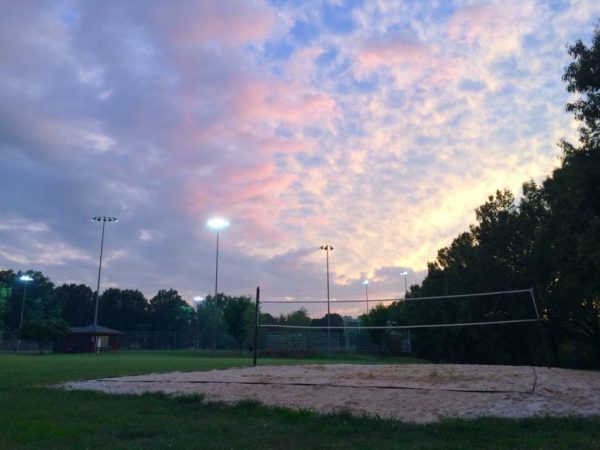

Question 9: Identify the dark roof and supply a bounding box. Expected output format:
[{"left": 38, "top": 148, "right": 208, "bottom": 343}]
[{"left": 69, "top": 324, "right": 122, "bottom": 335}]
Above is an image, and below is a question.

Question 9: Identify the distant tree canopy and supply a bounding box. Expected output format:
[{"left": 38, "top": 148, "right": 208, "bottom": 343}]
[
  {"left": 0, "top": 280, "right": 259, "bottom": 352},
  {"left": 98, "top": 288, "right": 150, "bottom": 331},
  {"left": 55, "top": 283, "right": 93, "bottom": 327},
  {"left": 0, "top": 270, "right": 13, "bottom": 331},
  {"left": 18, "top": 318, "right": 69, "bottom": 354},
  {"left": 222, "top": 296, "right": 254, "bottom": 352},
  {"left": 0, "top": 270, "right": 57, "bottom": 330},
  {"left": 150, "top": 289, "right": 193, "bottom": 331},
  {"left": 282, "top": 308, "right": 311, "bottom": 326}
]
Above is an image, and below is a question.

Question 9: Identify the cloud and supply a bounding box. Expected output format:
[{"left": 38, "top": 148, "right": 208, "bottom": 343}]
[
  {"left": 159, "top": 1, "right": 276, "bottom": 46},
  {"left": 0, "top": 0, "right": 598, "bottom": 304},
  {"left": 0, "top": 218, "right": 49, "bottom": 233},
  {"left": 447, "top": 2, "right": 538, "bottom": 55},
  {"left": 356, "top": 35, "right": 431, "bottom": 71}
]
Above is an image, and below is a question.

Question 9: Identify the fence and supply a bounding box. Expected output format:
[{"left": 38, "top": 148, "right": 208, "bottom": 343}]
[
  {"left": 1, "top": 329, "right": 250, "bottom": 353},
  {"left": 0, "top": 331, "right": 39, "bottom": 353}
]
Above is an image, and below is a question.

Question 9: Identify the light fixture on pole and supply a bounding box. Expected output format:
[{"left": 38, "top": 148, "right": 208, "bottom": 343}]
[
  {"left": 320, "top": 244, "right": 333, "bottom": 357},
  {"left": 91, "top": 216, "right": 118, "bottom": 328},
  {"left": 362, "top": 280, "right": 370, "bottom": 313},
  {"left": 207, "top": 217, "right": 229, "bottom": 352},
  {"left": 400, "top": 271, "right": 408, "bottom": 296}
]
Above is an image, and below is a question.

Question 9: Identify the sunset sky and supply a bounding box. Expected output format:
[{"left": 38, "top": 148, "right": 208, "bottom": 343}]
[{"left": 1, "top": 0, "right": 598, "bottom": 302}]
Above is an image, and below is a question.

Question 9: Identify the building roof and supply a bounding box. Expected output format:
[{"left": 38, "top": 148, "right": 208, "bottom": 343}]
[{"left": 69, "top": 324, "right": 122, "bottom": 335}]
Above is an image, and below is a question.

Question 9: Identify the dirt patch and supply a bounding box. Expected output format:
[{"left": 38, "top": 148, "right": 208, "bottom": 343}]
[{"left": 61, "top": 364, "right": 600, "bottom": 423}]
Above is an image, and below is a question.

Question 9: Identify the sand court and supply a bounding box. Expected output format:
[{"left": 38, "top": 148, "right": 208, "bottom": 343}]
[{"left": 62, "top": 364, "right": 600, "bottom": 423}]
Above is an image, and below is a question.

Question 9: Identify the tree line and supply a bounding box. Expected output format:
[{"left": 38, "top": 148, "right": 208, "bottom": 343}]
[{"left": 0, "top": 269, "right": 255, "bottom": 352}]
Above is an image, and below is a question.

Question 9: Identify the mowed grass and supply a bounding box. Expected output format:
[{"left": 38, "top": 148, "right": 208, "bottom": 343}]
[{"left": 0, "top": 352, "right": 599, "bottom": 449}]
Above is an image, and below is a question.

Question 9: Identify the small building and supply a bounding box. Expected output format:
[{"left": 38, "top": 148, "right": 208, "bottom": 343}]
[{"left": 55, "top": 324, "right": 122, "bottom": 353}]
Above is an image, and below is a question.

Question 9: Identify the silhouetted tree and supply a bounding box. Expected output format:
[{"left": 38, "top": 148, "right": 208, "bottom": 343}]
[
  {"left": 3, "top": 271, "right": 56, "bottom": 331},
  {"left": 0, "top": 270, "right": 14, "bottom": 330},
  {"left": 18, "top": 318, "right": 69, "bottom": 354},
  {"left": 98, "top": 288, "right": 149, "bottom": 331},
  {"left": 222, "top": 296, "right": 254, "bottom": 353},
  {"left": 55, "top": 283, "right": 93, "bottom": 326},
  {"left": 361, "top": 305, "right": 391, "bottom": 350},
  {"left": 197, "top": 293, "right": 227, "bottom": 350},
  {"left": 149, "top": 289, "right": 194, "bottom": 332}
]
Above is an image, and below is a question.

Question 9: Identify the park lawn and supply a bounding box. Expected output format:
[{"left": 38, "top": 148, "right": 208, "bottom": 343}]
[{"left": 0, "top": 352, "right": 598, "bottom": 449}]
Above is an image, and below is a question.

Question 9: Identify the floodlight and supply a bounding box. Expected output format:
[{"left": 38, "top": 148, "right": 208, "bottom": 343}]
[{"left": 207, "top": 217, "right": 229, "bottom": 230}]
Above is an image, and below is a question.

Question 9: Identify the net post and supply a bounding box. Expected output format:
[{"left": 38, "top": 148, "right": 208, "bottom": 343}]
[
  {"left": 529, "top": 287, "right": 551, "bottom": 367},
  {"left": 253, "top": 286, "right": 260, "bottom": 367}
]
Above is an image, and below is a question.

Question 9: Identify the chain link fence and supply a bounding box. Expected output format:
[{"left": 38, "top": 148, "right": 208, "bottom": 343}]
[{"left": 0, "top": 331, "right": 39, "bottom": 353}]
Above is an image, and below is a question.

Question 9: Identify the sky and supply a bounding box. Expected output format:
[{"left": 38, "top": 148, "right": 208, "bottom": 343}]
[{"left": 1, "top": 0, "right": 599, "bottom": 304}]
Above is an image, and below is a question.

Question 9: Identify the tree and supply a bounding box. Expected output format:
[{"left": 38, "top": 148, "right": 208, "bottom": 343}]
[
  {"left": 3, "top": 271, "right": 56, "bottom": 331},
  {"left": 563, "top": 25, "right": 600, "bottom": 138},
  {"left": 196, "top": 293, "right": 227, "bottom": 350},
  {"left": 311, "top": 313, "right": 345, "bottom": 349},
  {"left": 361, "top": 305, "right": 391, "bottom": 350},
  {"left": 149, "top": 289, "right": 194, "bottom": 332},
  {"left": 0, "top": 270, "right": 14, "bottom": 330},
  {"left": 538, "top": 25, "right": 600, "bottom": 366},
  {"left": 98, "top": 288, "right": 149, "bottom": 331},
  {"left": 18, "top": 318, "right": 69, "bottom": 354},
  {"left": 282, "top": 308, "right": 311, "bottom": 326},
  {"left": 222, "top": 296, "right": 254, "bottom": 353},
  {"left": 55, "top": 284, "right": 93, "bottom": 326}
]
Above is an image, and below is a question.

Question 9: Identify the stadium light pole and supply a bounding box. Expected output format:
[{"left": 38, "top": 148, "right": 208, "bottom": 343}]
[
  {"left": 400, "top": 271, "right": 408, "bottom": 296},
  {"left": 363, "top": 280, "right": 370, "bottom": 313},
  {"left": 320, "top": 244, "right": 333, "bottom": 357},
  {"left": 207, "top": 218, "right": 229, "bottom": 298},
  {"left": 91, "top": 216, "right": 118, "bottom": 328},
  {"left": 17, "top": 274, "right": 34, "bottom": 350},
  {"left": 18, "top": 274, "right": 33, "bottom": 331},
  {"left": 207, "top": 217, "right": 229, "bottom": 352}
]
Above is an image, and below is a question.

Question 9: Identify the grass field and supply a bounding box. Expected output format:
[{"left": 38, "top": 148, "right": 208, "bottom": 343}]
[{"left": 1, "top": 351, "right": 599, "bottom": 449}]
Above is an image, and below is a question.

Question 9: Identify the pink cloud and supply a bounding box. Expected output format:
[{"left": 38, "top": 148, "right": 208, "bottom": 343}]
[
  {"left": 257, "top": 135, "right": 314, "bottom": 155},
  {"left": 447, "top": 2, "right": 536, "bottom": 54},
  {"left": 447, "top": 4, "right": 496, "bottom": 44},
  {"left": 159, "top": 1, "right": 276, "bottom": 46},
  {"left": 357, "top": 37, "right": 431, "bottom": 70},
  {"left": 182, "top": 167, "right": 298, "bottom": 245},
  {"left": 230, "top": 78, "right": 339, "bottom": 125},
  {"left": 182, "top": 161, "right": 297, "bottom": 225}
]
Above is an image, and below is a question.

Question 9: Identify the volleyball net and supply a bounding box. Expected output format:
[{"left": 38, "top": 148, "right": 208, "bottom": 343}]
[{"left": 253, "top": 288, "right": 547, "bottom": 365}]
